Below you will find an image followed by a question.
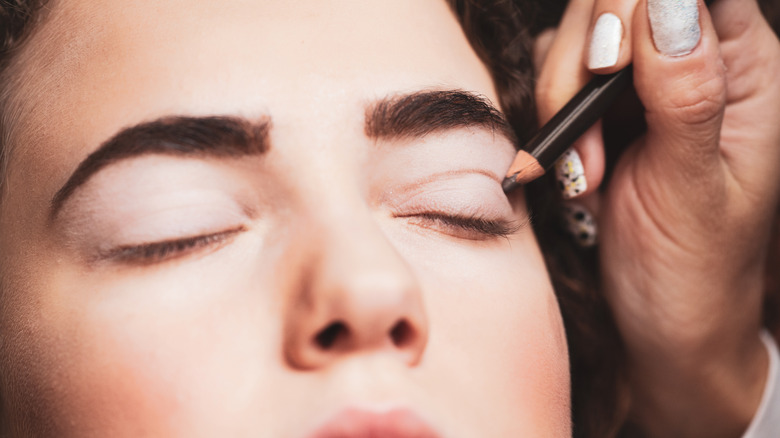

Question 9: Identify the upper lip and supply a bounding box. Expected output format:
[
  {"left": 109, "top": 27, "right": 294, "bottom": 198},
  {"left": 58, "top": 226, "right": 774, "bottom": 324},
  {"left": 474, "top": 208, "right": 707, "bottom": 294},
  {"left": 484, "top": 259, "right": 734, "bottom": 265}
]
[{"left": 307, "top": 408, "right": 442, "bottom": 438}]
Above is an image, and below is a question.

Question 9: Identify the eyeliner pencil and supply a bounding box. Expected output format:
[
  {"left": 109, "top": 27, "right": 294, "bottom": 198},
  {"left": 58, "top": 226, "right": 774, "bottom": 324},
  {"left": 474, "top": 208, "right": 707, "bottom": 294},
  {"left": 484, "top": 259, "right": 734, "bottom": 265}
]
[{"left": 502, "top": 65, "right": 632, "bottom": 193}]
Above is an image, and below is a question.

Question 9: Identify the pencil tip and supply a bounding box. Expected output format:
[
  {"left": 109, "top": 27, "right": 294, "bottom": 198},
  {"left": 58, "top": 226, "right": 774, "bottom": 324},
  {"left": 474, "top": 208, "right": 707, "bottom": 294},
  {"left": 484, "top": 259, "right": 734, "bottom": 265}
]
[
  {"left": 502, "top": 175, "right": 520, "bottom": 192},
  {"left": 503, "top": 150, "right": 545, "bottom": 192}
]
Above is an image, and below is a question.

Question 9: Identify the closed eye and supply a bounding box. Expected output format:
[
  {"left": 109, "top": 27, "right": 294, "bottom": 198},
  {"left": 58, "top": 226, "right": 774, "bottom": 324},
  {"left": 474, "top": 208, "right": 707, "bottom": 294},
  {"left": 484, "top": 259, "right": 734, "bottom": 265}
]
[
  {"left": 396, "top": 212, "right": 522, "bottom": 240},
  {"left": 98, "top": 226, "right": 246, "bottom": 265}
]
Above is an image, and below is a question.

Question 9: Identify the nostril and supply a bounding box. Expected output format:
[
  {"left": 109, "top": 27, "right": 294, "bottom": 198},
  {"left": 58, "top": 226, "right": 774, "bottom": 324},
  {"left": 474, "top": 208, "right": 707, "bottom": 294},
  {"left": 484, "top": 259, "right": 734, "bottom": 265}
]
[
  {"left": 315, "top": 321, "right": 348, "bottom": 349},
  {"left": 390, "top": 319, "right": 414, "bottom": 348}
]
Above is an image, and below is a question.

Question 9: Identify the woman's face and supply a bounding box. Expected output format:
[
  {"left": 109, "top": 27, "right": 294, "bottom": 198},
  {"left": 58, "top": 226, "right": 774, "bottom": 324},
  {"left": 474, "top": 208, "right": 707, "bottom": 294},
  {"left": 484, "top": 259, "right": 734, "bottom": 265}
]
[{"left": 0, "top": 0, "right": 569, "bottom": 436}]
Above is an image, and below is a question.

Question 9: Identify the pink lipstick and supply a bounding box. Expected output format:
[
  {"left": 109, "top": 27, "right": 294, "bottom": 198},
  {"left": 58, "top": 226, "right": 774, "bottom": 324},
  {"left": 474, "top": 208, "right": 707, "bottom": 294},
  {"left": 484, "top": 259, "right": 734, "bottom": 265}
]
[{"left": 309, "top": 408, "right": 441, "bottom": 438}]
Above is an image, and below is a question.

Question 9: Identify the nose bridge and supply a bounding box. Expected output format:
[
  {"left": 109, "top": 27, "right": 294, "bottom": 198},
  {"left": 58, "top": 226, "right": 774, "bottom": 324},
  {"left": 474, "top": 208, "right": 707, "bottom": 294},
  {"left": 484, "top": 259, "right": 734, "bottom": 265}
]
[
  {"left": 320, "top": 222, "right": 420, "bottom": 343},
  {"left": 283, "top": 205, "right": 429, "bottom": 370}
]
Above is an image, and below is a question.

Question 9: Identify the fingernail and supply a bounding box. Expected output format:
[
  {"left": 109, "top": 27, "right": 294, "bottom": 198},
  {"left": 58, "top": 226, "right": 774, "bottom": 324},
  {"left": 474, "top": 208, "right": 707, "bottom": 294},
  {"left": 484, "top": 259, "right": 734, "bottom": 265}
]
[
  {"left": 648, "top": 0, "right": 700, "bottom": 56},
  {"left": 588, "top": 13, "right": 623, "bottom": 69},
  {"left": 555, "top": 149, "right": 587, "bottom": 199},
  {"left": 561, "top": 203, "right": 598, "bottom": 247}
]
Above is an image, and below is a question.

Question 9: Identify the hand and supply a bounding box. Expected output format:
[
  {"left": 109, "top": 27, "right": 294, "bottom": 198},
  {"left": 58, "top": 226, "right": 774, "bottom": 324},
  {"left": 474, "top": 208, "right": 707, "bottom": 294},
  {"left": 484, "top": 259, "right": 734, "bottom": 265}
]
[{"left": 535, "top": 0, "right": 780, "bottom": 436}]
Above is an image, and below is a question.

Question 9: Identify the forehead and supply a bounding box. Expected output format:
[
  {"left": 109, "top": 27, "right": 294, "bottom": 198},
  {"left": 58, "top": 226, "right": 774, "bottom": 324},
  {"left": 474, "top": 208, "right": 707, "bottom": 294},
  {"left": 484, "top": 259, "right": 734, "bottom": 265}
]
[{"left": 12, "top": 0, "right": 497, "bottom": 141}]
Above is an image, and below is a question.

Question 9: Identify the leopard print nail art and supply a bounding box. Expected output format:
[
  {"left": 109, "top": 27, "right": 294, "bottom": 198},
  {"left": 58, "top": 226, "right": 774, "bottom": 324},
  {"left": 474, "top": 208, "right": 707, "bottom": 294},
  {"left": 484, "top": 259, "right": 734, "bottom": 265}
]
[{"left": 561, "top": 203, "right": 597, "bottom": 247}]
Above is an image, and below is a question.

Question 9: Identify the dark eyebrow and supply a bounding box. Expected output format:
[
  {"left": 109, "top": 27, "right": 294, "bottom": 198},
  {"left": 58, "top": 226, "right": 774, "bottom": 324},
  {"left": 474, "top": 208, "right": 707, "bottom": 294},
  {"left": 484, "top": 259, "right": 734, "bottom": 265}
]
[
  {"left": 50, "top": 90, "right": 512, "bottom": 219},
  {"left": 50, "top": 115, "right": 270, "bottom": 219},
  {"left": 365, "top": 90, "right": 516, "bottom": 144}
]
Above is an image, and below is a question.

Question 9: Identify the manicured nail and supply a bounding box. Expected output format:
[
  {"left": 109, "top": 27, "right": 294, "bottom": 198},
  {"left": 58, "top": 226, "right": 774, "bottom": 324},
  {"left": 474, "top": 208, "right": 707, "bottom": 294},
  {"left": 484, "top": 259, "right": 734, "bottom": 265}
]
[
  {"left": 647, "top": 0, "right": 700, "bottom": 56},
  {"left": 561, "top": 203, "right": 597, "bottom": 247},
  {"left": 555, "top": 149, "right": 587, "bottom": 199},
  {"left": 588, "top": 13, "right": 623, "bottom": 69}
]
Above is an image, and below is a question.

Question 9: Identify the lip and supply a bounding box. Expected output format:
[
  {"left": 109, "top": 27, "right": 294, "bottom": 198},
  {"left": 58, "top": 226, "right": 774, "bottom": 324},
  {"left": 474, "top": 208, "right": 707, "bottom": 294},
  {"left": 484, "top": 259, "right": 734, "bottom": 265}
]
[{"left": 308, "top": 408, "right": 442, "bottom": 438}]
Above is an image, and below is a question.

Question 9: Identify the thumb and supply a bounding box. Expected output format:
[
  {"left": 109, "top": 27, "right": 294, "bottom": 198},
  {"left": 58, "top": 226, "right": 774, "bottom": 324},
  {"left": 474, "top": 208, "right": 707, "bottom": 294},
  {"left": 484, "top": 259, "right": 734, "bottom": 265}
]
[{"left": 631, "top": 0, "right": 726, "bottom": 194}]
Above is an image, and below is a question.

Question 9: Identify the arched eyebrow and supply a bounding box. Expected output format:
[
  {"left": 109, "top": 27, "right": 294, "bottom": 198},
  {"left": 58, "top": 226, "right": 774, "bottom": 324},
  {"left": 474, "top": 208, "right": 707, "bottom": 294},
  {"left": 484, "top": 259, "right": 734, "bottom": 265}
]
[
  {"left": 49, "top": 90, "right": 516, "bottom": 220},
  {"left": 365, "top": 89, "right": 515, "bottom": 143},
  {"left": 49, "top": 115, "right": 271, "bottom": 219}
]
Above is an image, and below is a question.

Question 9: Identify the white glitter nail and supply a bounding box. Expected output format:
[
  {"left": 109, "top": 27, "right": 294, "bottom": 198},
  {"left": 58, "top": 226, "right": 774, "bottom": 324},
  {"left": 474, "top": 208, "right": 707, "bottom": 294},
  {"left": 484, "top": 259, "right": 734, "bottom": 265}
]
[
  {"left": 648, "top": 0, "right": 700, "bottom": 56},
  {"left": 588, "top": 13, "right": 623, "bottom": 69},
  {"left": 555, "top": 149, "right": 587, "bottom": 199}
]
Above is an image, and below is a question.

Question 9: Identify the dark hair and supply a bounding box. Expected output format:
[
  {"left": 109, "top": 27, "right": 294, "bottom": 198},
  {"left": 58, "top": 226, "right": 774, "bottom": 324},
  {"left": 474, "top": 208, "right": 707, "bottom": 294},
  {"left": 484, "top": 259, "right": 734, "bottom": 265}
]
[{"left": 0, "top": 1, "right": 46, "bottom": 58}]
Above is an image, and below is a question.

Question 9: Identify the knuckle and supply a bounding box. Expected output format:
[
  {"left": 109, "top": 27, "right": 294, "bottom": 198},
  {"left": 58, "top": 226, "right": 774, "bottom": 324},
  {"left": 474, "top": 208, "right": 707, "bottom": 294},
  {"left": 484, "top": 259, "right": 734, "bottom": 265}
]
[
  {"left": 534, "top": 80, "right": 555, "bottom": 108},
  {"left": 532, "top": 28, "right": 558, "bottom": 70},
  {"left": 662, "top": 72, "right": 726, "bottom": 126},
  {"left": 535, "top": 77, "right": 577, "bottom": 115}
]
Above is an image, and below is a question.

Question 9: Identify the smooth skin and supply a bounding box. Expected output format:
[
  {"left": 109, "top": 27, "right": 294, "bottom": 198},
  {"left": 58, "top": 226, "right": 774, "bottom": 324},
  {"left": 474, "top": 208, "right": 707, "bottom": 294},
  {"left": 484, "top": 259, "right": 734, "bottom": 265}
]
[
  {"left": 537, "top": 0, "right": 780, "bottom": 436},
  {"left": 0, "top": 0, "right": 571, "bottom": 436}
]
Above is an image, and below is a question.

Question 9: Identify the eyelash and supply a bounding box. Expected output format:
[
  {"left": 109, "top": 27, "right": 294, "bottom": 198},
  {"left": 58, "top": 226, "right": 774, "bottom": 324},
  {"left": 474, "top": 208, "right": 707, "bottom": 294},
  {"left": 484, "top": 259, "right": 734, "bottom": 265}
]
[
  {"left": 398, "top": 212, "right": 521, "bottom": 240},
  {"left": 102, "top": 213, "right": 518, "bottom": 265},
  {"left": 100, "top": 226, "right": 246, "bottom": 265}
]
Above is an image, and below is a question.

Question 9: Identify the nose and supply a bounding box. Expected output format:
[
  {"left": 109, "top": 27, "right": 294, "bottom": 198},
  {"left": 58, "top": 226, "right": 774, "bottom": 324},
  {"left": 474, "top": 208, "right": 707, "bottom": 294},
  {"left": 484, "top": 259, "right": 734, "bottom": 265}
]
[{"left": 282, "top": 219, "right": 429, "bottom": 370}]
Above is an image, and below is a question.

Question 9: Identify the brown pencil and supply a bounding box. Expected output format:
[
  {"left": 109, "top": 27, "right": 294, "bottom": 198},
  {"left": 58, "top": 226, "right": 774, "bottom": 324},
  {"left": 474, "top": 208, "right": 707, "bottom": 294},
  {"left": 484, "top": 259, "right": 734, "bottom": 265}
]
[{"left": 502, "top": 66, "right": 631, "bottom": 193}]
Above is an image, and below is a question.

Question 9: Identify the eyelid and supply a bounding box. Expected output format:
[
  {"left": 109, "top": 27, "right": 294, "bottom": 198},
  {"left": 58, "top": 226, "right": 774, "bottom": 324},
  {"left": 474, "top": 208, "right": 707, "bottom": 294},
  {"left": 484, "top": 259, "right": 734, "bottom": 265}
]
[{"left": 377, "top": 170, "right": 504, "bottom": 206}]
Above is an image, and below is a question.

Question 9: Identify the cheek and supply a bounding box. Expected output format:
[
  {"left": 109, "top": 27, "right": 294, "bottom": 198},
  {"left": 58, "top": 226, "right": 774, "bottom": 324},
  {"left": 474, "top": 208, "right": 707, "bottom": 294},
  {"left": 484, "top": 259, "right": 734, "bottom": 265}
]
[
  {"left": 0, "top": 248, "right": 283, "bottom": 436},
  {"left": 396, "top": 228, "right": 571, "bottom": 436}
]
